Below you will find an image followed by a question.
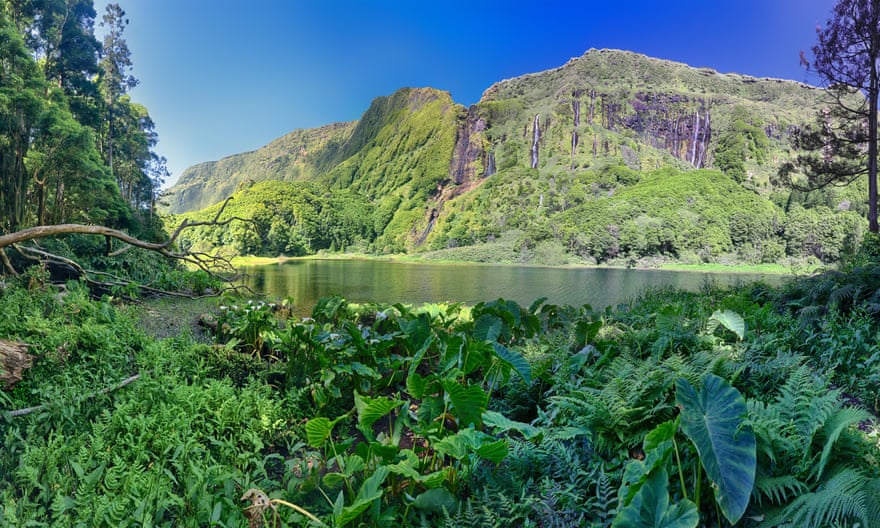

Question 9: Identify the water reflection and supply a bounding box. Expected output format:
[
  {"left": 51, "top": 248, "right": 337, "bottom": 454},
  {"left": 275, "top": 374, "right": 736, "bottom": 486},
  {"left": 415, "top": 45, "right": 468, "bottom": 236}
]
[{"left": 240, "top": 259, "right": 786, "bottom": 315}]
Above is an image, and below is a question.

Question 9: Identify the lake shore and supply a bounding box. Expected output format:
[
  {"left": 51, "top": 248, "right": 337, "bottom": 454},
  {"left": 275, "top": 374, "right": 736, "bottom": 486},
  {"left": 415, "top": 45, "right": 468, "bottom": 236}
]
[{"left": 231, "top": 251, "right": 821, "bottom": 276}]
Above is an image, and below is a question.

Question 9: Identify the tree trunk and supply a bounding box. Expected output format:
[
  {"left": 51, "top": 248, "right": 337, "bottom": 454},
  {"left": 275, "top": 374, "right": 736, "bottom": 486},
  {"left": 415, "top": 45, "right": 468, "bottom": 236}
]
[{"left": 869, "top": 63, "right": 879, "bottom": 233}]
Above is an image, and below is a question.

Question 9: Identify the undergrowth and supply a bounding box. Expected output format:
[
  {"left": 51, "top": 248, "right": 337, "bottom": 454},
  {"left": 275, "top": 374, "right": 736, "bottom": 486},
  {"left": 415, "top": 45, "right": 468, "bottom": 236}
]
[{"left": 1, "top": 264, "right": 879, "bottom": 526}]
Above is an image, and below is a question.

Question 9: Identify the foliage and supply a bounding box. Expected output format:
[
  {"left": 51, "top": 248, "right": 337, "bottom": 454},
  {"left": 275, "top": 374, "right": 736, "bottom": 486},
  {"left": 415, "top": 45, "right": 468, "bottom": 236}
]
[
  {"left": 3, "top": 262, "right": 880, "bottom": 526},
  {"left": 174, "top": 180, "right": 376, "bottom": 257},
  {"left": 160, "top": 49, "right": 863, "bottom": 267}
]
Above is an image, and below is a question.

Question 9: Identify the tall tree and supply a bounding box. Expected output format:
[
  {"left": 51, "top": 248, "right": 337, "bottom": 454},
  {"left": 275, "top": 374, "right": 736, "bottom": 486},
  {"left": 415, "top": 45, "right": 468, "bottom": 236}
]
[
  {"left": 0, "top": 10, "right": 46, "bottom": 232},
  {"left": 786, "top": 0, "right": 880, "bottom": 232},
  {"left": 98, "top": 2, "right": 137, "bottom": 180}
]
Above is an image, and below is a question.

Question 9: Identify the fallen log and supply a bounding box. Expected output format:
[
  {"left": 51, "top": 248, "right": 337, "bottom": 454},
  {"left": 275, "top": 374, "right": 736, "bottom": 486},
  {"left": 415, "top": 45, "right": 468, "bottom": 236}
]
[{"left": 0, "top": 339, "right": 33, "bottom": 390}]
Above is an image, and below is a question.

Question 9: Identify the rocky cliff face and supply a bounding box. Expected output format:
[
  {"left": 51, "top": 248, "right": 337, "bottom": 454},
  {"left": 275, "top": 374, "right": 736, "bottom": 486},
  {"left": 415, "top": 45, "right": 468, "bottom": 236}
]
[
  {"left": 164, "top": 49, "right": 829, "bottom": 251},
  {"left": 475, "top": 49, "right": 823, "bottom": 182}
]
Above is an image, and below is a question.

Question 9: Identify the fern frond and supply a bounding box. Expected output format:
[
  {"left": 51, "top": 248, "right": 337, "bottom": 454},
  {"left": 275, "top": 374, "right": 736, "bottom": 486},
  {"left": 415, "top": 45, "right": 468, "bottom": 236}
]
[
  {"left": 753, "top": 474, "right": 808, "bottom": 506},
  {"left": 782, "top": 467, "right": 870, "bottom": 528},
  {"left": 814, "top": 406, "right": 872, "bottom": 480},
  {"left": 591, "top": 467, "right": 617, "bottom": 527},
  {"left": 775, "top": 365, "right": 841, "bottom": 461},
  {"left": 828, "top": 283, "right": 859, "bottom": 309},
  {"left": 867, "top": 477, "right": 880, "bottom": 526}
]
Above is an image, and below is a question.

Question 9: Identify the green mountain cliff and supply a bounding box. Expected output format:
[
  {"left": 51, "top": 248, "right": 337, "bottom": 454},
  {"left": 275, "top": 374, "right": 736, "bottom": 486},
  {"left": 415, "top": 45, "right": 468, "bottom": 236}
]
[{"left": 166, "top": 49, "right": 865, "bottom": 264}]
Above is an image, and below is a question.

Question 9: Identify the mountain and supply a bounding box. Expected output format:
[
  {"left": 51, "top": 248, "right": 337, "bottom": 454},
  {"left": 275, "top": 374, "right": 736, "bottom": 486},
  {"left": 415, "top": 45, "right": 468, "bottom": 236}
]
[{"left": 165, "top": 49, "right": 864, "bottom": 264}]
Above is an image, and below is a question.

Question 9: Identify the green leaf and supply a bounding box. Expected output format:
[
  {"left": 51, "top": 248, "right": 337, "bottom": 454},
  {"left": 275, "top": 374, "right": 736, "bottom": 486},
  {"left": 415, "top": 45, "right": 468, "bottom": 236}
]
[
  {"left": 305, "top": 417, "right": 334, "bottom": 448},
  {"left": 475, "top": 438, "right": 509, "bottom": 463},
  {"left": 817, "top": 406, "right": 871, "bottom": 480},
  {"left": 336, "top": 466, "right": 389, "bottom": 526},
  {"left": 528, "top": 297, "right": 548, "bottom": 313},
  {"left": 707, "top": 309, "right": 745, "bottom": 340},
  {"left": 411, "top": 488, "right": 458, "bottom": 514},
  {"left": 620, "top": 436, "right": 674, "bottom": 507},
  {"left": 644, "top": 419, "right": 679, "bottom": 452},
  {"left": 443, "top": 380, "right": 488, "bottom": 428},
  {"left": 473, "top": 314, "right": 503, "bottom": 342},
  {"left": 613, "top": 468, "right": 698, "bottom": 528},
  {"left": 492, "top": 343, "right": 532, "bottom": 384},
  {"left": 575, "top": 319, "right": 603, "bottom": 348},
  {"left": 322, "top": 471, "right": 347, "bottom": 489},
  {"left": 432, "top": 429, "right": 508, "bottom": 463},
  {"left": 482, "top": 410, "right": 542, "bottom": 440},
  {"left": 406, "top": 372, "right": 427, "bottom": 399},
  {"left": 354, "top": 392, "right": 403, "bottom": 430},
  {"left": 676, "top": 374, "right": 756, "bottom": 525}
]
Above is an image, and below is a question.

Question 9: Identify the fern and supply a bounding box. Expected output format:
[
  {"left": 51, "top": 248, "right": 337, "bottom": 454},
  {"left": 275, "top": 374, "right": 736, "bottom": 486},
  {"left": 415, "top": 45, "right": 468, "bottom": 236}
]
[
  {"left": 753, "top": 474, "right": 808, "bottom": 506},
  {"left": 590, "top": 467, "right": 618, "bottom": 527},
  {"left": 814, "top": 406, "right": 872, "bottom": 480},
  {"left": 774, "top": 365, "right": 841, "bottom": 471},
  {"left": 782, "top": 468, "right": 875, "bottom": 528}
]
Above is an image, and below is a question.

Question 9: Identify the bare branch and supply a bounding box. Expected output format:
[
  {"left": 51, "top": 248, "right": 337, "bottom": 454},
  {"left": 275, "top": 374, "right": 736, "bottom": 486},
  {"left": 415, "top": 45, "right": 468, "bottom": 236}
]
[{"left": 0, "top": 200, "right": 256, "bottom": 298}]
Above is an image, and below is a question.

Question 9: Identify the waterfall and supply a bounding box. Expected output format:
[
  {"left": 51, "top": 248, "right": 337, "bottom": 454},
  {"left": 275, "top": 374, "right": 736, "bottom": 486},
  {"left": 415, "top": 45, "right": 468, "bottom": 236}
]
[
  {"left": 573, "top": 99, "right": 580, "bottom": 127},
  {"left": 485, "top": 151, "right": 496, "bottom": 177},
  {"left": 690, "top": 110, "right": 700, "bottom": 166},
  {"left": 530, "top": 114, "right": 540, "bottom": 169}
]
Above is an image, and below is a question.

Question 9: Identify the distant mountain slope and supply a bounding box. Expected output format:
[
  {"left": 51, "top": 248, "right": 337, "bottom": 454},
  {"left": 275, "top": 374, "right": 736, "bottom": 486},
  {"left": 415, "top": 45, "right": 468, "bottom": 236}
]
[
  {"left": 165, "top": 121, "right": 356, "bottom": 213},
  {"left": 164, "top": 49, "right": 847, "bottom": 258}
]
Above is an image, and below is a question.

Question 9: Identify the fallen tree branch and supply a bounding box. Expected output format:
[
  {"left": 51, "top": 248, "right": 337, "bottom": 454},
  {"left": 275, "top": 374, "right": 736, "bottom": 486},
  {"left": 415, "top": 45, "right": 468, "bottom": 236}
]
[
  {"left": 0, "top": 196, "right": 259, "bottom": 298},
  {"left": 7, "top": 372, "right": 143, "bottom": 417}
]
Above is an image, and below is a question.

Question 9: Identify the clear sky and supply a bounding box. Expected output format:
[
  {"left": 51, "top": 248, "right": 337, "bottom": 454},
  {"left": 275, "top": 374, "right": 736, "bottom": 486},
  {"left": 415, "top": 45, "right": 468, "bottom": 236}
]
[{"left": 108, "top": 0, "right": 837, "bottom": 187}]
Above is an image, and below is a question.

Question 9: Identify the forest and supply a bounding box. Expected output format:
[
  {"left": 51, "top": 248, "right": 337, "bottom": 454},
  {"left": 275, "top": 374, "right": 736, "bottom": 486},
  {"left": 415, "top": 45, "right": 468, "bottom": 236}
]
[{"left": 1, "top": 0, "right": 880, "bottom": 527}]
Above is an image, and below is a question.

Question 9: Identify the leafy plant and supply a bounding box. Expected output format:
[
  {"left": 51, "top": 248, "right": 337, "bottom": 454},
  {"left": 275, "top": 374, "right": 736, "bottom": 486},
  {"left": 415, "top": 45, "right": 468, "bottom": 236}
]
[{"left": 676, "top": 374, "right": 756, "bottom": 524}]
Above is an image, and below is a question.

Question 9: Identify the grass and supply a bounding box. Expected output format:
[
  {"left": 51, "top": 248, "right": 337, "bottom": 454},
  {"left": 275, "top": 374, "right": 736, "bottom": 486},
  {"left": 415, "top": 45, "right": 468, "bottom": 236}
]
[
  {"left": 230, "top": 249, "right": 803, "bottom": 276},
  {"left": 657, "top": 262, "right": 814, "bottom": 275}
]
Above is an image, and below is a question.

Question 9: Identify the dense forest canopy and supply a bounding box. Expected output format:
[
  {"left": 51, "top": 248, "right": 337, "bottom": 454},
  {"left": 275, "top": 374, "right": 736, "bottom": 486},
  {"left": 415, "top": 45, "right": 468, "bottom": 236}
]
[{"left": 0, "top": 0, "right": 163, "bottom": 240}]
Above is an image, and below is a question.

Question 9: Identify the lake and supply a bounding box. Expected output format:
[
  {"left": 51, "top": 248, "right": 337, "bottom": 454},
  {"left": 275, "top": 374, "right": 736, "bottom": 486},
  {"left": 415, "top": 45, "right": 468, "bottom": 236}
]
[{"left": 239, "top": 259, "right": 786, "bottom": 314}]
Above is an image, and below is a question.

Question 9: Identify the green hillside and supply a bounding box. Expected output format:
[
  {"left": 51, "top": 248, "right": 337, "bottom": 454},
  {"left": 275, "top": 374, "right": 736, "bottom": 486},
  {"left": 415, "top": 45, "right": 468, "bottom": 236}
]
[{"left": 164, "top": 49, "right": 867, "bottom": 265}]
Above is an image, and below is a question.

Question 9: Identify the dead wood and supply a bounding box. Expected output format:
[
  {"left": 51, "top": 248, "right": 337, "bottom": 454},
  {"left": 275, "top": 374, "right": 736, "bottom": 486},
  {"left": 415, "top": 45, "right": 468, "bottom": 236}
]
[
  {"left": 0, "top": 339, "right": 34, "bottom": 390},
  {"left": 0, "top": 197, "right": 258, "bottom": 298}
]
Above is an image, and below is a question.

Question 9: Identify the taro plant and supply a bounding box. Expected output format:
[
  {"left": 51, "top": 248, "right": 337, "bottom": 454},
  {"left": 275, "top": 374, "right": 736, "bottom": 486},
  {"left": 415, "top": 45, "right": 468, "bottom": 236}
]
[
  {"left": 612, "top": 373, "right": 756, "bottom": 527},
  {"left": 273, "top": 297, "right": 534, "bottom": 526},
  {"left": 215, "top": 299, "right": 279, "bottom": 358}
]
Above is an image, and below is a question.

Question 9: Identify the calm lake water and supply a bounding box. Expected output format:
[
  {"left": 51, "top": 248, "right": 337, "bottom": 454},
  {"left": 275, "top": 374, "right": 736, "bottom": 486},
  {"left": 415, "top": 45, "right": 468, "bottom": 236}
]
[{"left": 239, "top": 259, "right": 786, "bottom": 314}]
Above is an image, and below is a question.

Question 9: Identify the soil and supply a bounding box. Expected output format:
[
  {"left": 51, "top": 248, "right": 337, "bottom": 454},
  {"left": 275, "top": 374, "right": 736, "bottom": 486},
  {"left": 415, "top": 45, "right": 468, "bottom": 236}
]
[{"left": 133, "top": 295, "right": 221, "bottom": 342}]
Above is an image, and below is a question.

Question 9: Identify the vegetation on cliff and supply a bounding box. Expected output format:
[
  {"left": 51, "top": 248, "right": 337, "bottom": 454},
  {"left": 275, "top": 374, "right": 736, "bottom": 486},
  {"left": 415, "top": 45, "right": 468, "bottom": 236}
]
[{"left": 164, "top": 49, "right": 867, "bottom": 267}]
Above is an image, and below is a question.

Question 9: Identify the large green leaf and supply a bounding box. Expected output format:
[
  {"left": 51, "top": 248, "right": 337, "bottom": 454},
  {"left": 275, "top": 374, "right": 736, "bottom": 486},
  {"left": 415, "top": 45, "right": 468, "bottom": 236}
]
[
  {"left": 612, "top": 468, "right": 699, "bottom": 528},
  {"left": 473, "top": 314, "right": 503, "bottom": 342},
  {"left": 483, "top": 410, "right": 542, "bottom": 440},
  {"left": 410, "top": 488, "right": 458, "bottom": 515},
  {"left": 620, "top": 420, "right": 676, "bottom": 507},
  {"left": 492, "top": 343, "right": 532, "bottom": 384},
  {"left": 354, "top": 392, "right": 404, "bottom": 430},
  {"left": 443, "top": 380, "right": 488, "bottom": 428},
  {"left": 335, "top": 466, "right": 389, "bottom": 527},
  {"left": 432, "top": 428, "right": 509, "bottom": 463},
  {"left": 676, "top": 374, "right": 756, "bottom": 525},
  {"left": 305, "top": 417, "right": 334, "bottom": 448},
  {"left": 707, "top": 309, "right": 745, "bottom": 340}
]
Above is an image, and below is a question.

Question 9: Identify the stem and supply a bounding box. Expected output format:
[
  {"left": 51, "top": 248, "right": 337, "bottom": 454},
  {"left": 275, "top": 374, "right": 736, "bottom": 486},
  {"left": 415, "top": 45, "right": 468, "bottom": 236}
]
[
  {"left": 694, "top": 463, "right": 702, "bottom": 511},
  {"left": 270, "top": 499, "right": 328, "bottom": 527},
  {"left": 672, "top": 436, "right": 688, "bottom": 501}
]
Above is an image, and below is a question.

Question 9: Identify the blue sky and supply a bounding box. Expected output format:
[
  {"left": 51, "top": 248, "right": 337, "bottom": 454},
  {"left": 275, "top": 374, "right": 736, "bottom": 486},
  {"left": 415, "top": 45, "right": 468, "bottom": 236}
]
[{"left": 109, "top": 0, "right": 836, "bottom": 186}]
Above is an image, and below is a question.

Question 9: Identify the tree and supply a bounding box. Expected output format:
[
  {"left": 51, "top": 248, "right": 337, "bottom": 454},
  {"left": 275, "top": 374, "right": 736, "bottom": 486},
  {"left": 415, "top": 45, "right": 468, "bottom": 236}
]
[
  {"left": 98, "top": 3, "right": 138, "bottom": 181},
  {"left": 0, "top": 10, "right": 47, "bottom": 232},
  {"left": 785, "top": 0, "right": 880, "bottom": 232}
]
